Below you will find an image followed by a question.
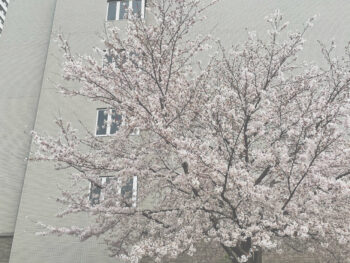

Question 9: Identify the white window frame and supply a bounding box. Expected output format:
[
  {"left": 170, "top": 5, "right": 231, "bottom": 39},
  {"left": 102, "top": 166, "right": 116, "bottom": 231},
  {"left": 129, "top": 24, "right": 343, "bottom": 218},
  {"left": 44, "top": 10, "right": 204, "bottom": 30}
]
[
  {"left": 95, "top": 108, "right": 125, "bottom": 137},
  {"left": 89, "top": 176, "right": 138, "bottom": 207},
  {"left": 106, "top": 0, "right": 145, "bottom": 21},
  {"left": 130, "top": 127, "right": 140, "bottom": 136},
  {"left": 131, "top": 175, "right": 138, "bottom": 207}
]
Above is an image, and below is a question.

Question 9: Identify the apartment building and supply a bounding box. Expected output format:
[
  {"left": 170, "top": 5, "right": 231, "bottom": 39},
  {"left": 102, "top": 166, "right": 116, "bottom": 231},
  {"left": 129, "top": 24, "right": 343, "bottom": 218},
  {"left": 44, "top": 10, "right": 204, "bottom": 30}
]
[{"left": 1, "top": 0, "right": 350, "bottom": 262}]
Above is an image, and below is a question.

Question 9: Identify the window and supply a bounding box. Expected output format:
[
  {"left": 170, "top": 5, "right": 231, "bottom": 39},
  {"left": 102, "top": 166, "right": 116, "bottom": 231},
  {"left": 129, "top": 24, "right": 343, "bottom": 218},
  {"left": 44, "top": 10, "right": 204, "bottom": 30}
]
[
  {"left": 104, "top": 49, "right": 143, "bottom": 69},
  {"left": 96, "top": 109, "right": 123, "bottom": 136},
  {"left": 95, "top": 108, "right": 140, "bottom": 136},
  {"left": 89, "top": 176, "right": 138, "bottom": 207},
  {"left": 107, "top": 0, "right": 117, "bottom": 20},
  {"left": 107, "top": 0, "right": 145, "bottom": 21},
  {"left": 104, "top": 49, "right": 127, "bottom": 68}
]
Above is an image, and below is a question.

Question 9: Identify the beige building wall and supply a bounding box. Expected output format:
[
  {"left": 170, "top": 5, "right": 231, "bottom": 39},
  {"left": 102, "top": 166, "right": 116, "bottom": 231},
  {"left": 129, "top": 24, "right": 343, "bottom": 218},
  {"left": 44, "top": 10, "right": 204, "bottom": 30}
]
[
  {"left": 0, "top": 0, "right": 57, "bottom": 236},
  {"left": 8, "top": 0, "right": 121, "bottom": 262},
  {"left": 4, "top": 0, "right": 350, "bottom": 262},
  {"left": 0, "top": 0, "right": 58, "bottom": 261}
]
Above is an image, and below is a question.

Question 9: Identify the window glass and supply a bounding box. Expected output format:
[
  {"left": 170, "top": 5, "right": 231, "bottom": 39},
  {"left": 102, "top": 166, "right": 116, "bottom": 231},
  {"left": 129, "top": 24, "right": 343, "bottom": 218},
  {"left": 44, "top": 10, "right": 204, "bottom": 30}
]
[
  {"left": 96, "top": 109, "right": 108, "bottom": 135},
  {"left": 132, "top": 0, "right": 142, "bottom": 17},
  {"left": 121, "top": 177, "right": 134, "bottom": 200},
  {"left": 105, "top": 49, "right": 128, "bottom": 68},
  {"left": 110, "top": 110, "right": 122, "bottom": 134},
  {"left": 89, "top": 176, "right": 137, "bottom": 207},
  {"left": 105, "top": 53, "right": 113, "bottom": 64},
  {"left": 119, "top": 0, "right": 129, "bottom": 20},
  {"left": 105, "top": 177, "right": 112, "bottom": 184},
  {"left": 90, "top": 183, "right": 101, "bottom": 205},
  {"left": 107, "top": 1, "right": 117, "bottom": 20}
]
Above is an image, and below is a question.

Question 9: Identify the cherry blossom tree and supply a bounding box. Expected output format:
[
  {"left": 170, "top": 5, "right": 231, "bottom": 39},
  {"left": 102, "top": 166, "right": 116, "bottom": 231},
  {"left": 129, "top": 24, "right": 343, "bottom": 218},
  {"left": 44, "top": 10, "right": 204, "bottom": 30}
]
[{"left": 32, "top": 1, "right": 350, "bottom": 262}]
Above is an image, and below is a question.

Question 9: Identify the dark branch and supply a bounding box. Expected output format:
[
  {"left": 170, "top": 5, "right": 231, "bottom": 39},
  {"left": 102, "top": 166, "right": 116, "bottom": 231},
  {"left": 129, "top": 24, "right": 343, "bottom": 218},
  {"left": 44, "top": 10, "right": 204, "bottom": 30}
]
[
  {"left": 336, "top": 170, "right": 350, "bottom": 180},
  {"left": 254, "top": 166, "right": 271, "bottom": 186}
]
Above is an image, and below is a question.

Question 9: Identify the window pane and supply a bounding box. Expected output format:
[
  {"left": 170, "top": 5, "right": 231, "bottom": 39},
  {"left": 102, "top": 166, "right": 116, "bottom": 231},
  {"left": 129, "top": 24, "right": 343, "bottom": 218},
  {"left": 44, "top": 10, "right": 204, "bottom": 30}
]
[
  {"left": 121, "top": 177, "right": 134, "bottom": 200},
  {"left": 90, "top": 183, "right": 101, "bottom": 205},
  {"left": 132, "top": 0, "right": 142, "bottom": 17},
  {"left": 105, "top": 53, "right": 113, "bottom": 64},
  {"left": 96, "top": 109, "right": 108, "bottom": 135},
  {"left": 90, "top": 176, "right": 135, "bottom": 207},
  {"left": 118, "top": 50, "right": 127, "bottom": 66},
  {"left": 105, "top": 50, "right": 126, "bottom": 68},
  {"left": 107, "top": 1, "right": 117, "bottom": 20},
  {"left": 105, "top": 177, "right": 111, "bottom": 184},
  {"left": 119, "top": 0, "right": 129, "bottom": 20},
  {"left": 110, "top": 110, "right": 122, "bottom": 134}
]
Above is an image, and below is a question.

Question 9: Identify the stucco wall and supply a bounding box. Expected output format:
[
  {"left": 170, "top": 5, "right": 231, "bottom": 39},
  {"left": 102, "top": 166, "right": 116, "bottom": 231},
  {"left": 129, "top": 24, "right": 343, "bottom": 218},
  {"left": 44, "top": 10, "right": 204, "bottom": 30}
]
[
  {"left": 142, "top": 243, "right": 320, "bottom": 263},
  {"left": 0, "top": 0, "right": 58, "bottom": 235},
  {"left": 263, "top": 254, "right": 319, "bottom": 263},
  {"left": 8, "top": 0, "right": 124, "bottom": 262},
  {"left": 0, "top": 236, "right": 12, "bottom": 263}
]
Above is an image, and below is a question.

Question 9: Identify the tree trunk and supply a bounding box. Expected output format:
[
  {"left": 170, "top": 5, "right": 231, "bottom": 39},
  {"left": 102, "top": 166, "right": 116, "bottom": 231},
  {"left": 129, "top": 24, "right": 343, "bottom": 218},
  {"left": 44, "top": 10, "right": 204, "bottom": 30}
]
[
  {"left": 249, "top": 249, "right": 262, "bottom": 263},
  {"left": 222, "top": 241, "right": 262, "bottom": 263}
]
